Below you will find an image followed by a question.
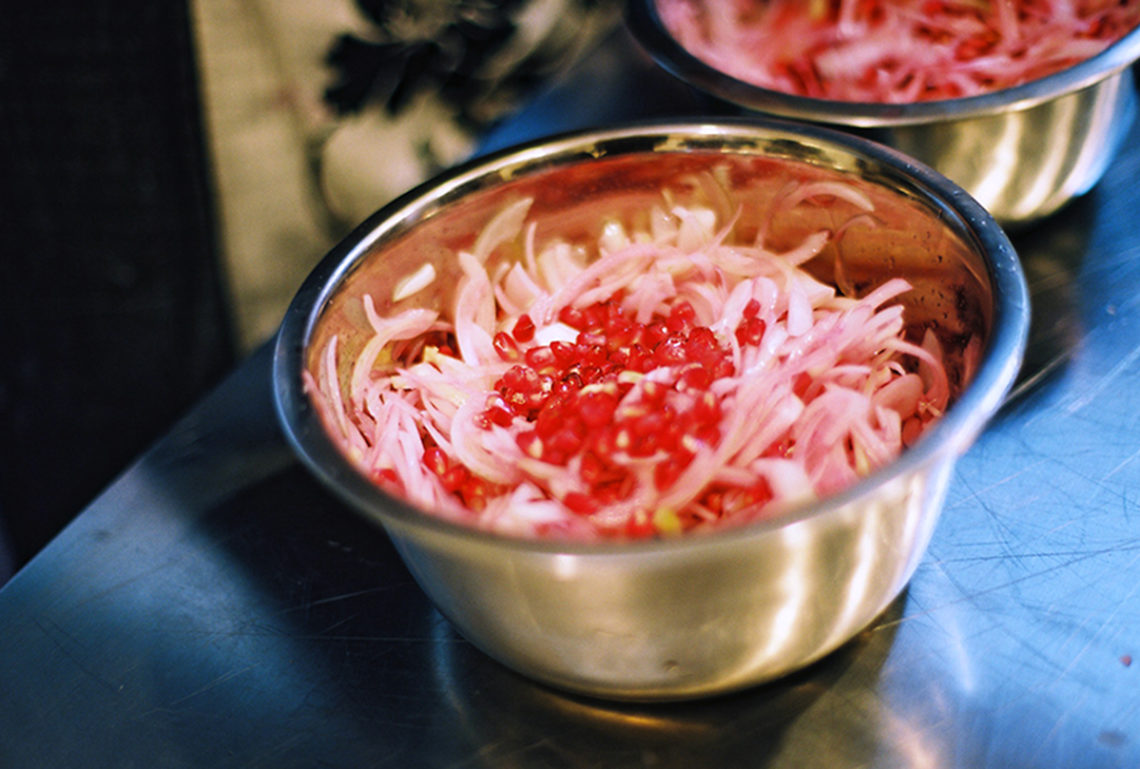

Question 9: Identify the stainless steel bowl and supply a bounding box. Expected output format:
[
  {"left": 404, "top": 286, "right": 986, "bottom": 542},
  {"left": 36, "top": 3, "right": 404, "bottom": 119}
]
[
  {"left": 273, "top": 120, "right": 1030, "bottom": 701},
  {"left": 626, "top": 1, "right": 1140, "bottom": 225}
]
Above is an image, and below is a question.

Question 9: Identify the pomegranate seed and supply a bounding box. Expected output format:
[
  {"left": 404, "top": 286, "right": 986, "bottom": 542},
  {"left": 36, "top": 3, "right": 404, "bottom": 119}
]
[
  {"left": 548, "top": 428, "right": 585, "bottom": 459},
  {"left": 583, "top": 303, "right": 608, "bottom": 331},
  {"left": 564, "top": 491, "right": 599, "bottom": 516},
  {"left": 629, "top": 419, "right": 666, "bottom": 456},
  {"left": 624, "top": 513, "right": 656, "bottom": 538},
  {"left": 693, "top": 391, "right": 720, "bottom": 424},
  {"left": 654, "top": 451, "right": 693, "bottom": 490},
  {"left": 516, "top": 430, "right": 544, "bottom": 459},
  {"left": 461, "top": 477, "right": 490, "bottom": 511},
  {"left": 701, "top": 489, "right": 725, "bottom": 514},
  {"left": 579, "top": 451, "right": 609, "bottom": 485},
  {"left": 712, "top": 357, "right": 735, "bottom": 379},
  {"left": 606, "top": 297, "right": 625, "bottom": 319},
  {"left": 525, "top": 391, "right": 552, "bottom": 413},
  {"left": 645, "top": 321, "right": 671, "bottom": 346},
  {"left": 558, "top": 305, "right": 586, "bottom": 329},
  {"left": 555, "top": 371, "right": 583, "bottom": 394},
  {"left": 584, "top": 343, "right": 608, "bottom": 366},
  {"left": 423, "top": 446, "right": 449, "bottom": 476},
  {"left": 605, "top": 315, "right": 637, "bottom": 347},
  {"left": 743, "top": 298, "right": 761, "bottom": 319},
  {"left": 630, "top": 410, "right": 667, "bottom": 439},
  {"left": 724, "top": 480, "right": 771, "bottom": 513},
  {"left": 483, "top": 394, "right": 515, "bottom": 427},
  {"left": 955, "top": 36, "right": 991, "bottom": 60},
  {"left": 535, "top": 397, "right": 570, "bottom": 438},
  {"left": 640, "top": 381, "right": 667, "bottom": 405},
  {"left": 525, "top": 346, "right": 556, "bottom": 371},
  {"left": 629, "top": 432, "right": 659, "bottom": 458},
  {"left": 493, "top": 331, "right": 521, "bottom": 361},
  {"left": 687, "top": 326, "right": 717, "bottom": 350},
  {"left": 613, "top": 427, "right": 633, "bottom": 453},
  {"left": 371, "top": 467, "right": 401, "bottom": 491},
  {"left": 735, "top": 316, "right": 766, "bottom": 346},
  {"left": 614, "top": 400, "right": 647, "bottom": 423},
  {"left": 440, "top": 465, "right": 469, "bottom": 492},
  {"left": 512, "top": 314, "right": 535, "bottom": 342},
  {"left": 485, "top": 407, "right": 514, "bottom": 428},
  {"left": 653, "top": 335, "right": 688, "bottom": 366},
  {"left": 551, "top": 340, "right": 578, "bottom": 365},
  {"left": 611, "top": 470, "right": 641, "bottom": 495},
  {"left": 623, "top": 331, "right": 644, "bottom": 350},
  {"left": 501, "top": 365, "right": 540, "bottom": 393},
  {"left": 657, "top": 422, "right": 683, "bottom": 453},
  {"left": 678, "top": 365, "right": 712, "bottom": 391},
  {"left": 627, "top": 344, "right": 654, "bottom": 372},
  {"left": 596, "top": 368, "right": 622, "bottom": 385},
  {"left": 578, "top": 389, "right": 618, "bottom": 427},
  {"left": 726, "top": 488, "right": 758, "bottom": 515},
  {"left": 455, "top": 295, "right": 759, "bottom": 530},
  {"left": 606, "top": 347, "right": 629, "bottom": 369},
  {"left": 504, "top": 390, "right": 530, "bottom": 413},
  {"left": 698, "top": 348, "right": 726, "bottom": 373},
  {"left": 573, "top": 329, "right": 598, "bottom": 346},
  {"left": 518, "top": 371, "right": 546, "bottom": 399},
  {"left": 764, "top": 439, "right": 793, "bottom": 459},
  {"left": 588, "top": 426, "right": 615, "bottom": 457},
  {"left": 550, "top": 379, "right": 575, "bottom": 399},
  {"left": 694, "top": 424, "right": 721, "bottom": 447},
  {"left": 578, "top": 365, "right": 603, "bottom": 384},
  {"left": 667, "top": 301, "right": 696, "bottom": 332}
]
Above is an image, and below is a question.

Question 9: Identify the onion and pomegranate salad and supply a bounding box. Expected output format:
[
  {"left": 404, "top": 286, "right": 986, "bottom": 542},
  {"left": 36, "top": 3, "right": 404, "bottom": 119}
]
[
  {"left": 306, "top": 186, "right": 956, "bottom": 541},
  {"left": 656, "top": 0, "right": 1140, "bottom": 103}
]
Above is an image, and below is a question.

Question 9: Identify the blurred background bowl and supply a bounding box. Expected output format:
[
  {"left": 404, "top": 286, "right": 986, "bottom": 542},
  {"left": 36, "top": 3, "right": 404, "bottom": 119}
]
[
  {"left": 626, "top": 0, "right": 1140, "bottom": 226},
  {"left": 273, "top": 120, "right": 1029, "bottom": 701}
]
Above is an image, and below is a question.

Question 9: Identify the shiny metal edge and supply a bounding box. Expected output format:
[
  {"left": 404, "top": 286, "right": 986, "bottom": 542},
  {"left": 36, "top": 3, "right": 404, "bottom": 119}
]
[
  {"left": 624, "top": 0, "right": 1140, "bottom": 127},
  {"left": 271, "top": 118, "right": 1031, "bottom": 557}
]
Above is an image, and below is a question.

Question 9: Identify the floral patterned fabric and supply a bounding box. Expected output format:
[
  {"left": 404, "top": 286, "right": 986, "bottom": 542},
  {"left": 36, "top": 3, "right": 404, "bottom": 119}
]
[{"left": 193, "top": 0, "right": 618, "bottom": 349}]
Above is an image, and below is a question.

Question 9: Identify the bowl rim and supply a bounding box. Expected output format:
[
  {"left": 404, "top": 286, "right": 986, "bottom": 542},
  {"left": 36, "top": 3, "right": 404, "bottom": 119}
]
[
  {"left": 272, "top": 117, "right": 1030, "bottom": 556},
  {"left": 625, "top": 0, "right": 1140, "bottom": 127}
]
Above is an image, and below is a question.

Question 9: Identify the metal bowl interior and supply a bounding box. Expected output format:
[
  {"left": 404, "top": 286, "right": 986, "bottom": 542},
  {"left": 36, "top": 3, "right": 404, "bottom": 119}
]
[
  {"left": 273, "top": 120, "right": 1029, "bottom": 700},
  {"left": 625, "top": 1, "right": 1140, "bottom": 224}
]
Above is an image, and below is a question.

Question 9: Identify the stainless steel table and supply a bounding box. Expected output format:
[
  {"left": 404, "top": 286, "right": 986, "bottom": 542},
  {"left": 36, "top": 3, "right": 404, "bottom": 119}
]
[{"left": 2, "top": 27, "right": 1139, "bottom": 768}]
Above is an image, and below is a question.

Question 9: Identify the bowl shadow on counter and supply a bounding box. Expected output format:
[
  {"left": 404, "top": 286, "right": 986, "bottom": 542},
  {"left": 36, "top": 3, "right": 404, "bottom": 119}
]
[
  {"left": 433, "top": 598, "right": 905, "bottom": 769},
  {"left": 176, "top": 182, "right": 1089, "bottom": 767},
  {"left": 186, "top": 464, "right": 904, "bottom": 767},
  {"left": 1004, "top": 193, "right": 1094, "bottom": 403},
  {"left": 421, "top": 185, "right": 1094, "bottom": 762}
]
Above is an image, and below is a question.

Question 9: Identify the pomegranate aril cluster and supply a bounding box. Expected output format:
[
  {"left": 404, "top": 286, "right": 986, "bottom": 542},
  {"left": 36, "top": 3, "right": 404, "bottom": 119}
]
[
  {"left": 421, "top": 445, "right": 500, "bottom": 512},
  {"left": 422, "top": 292, "right": 776, "bottom": 534},
  {"left": 532, "top": 303, "right": 720, "bottom": 490}
]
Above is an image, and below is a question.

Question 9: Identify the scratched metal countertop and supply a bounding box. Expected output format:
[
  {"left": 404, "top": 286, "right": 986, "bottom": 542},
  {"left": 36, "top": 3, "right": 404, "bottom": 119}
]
[{"left": 1, "top": 27, "right": 1138, "bottom": 769}]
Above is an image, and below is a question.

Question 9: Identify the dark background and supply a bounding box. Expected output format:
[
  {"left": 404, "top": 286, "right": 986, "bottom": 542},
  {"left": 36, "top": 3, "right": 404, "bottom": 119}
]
[{"left": 0, "top": 1, "right": 237, "bottom": 575}]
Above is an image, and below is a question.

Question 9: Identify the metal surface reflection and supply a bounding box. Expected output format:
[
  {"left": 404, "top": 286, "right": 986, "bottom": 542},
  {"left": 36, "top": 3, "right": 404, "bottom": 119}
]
[
  {"left": 626, "top": 0, "right": 1140, "bottom": 225},
  {"left": 886, "top": 73, "right": 1137, "bottom": 223},
  {"left": 1006, "top": 194, "right": 1091, "bottom": 400},
  {"left": 276, "top": 120, "right": 1027, "bottom": 701},
  {"left": 431, "top": 600, "right": 903, "bottom": 769},
  {"left": 2, "top": 25, "right": 1140, "bottom": 769}
]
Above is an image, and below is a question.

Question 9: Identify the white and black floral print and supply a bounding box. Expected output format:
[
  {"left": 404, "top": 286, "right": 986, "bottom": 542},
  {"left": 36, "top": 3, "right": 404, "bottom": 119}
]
[{"left": 317, "top": 0, "right": 618, "bottom": 224}]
